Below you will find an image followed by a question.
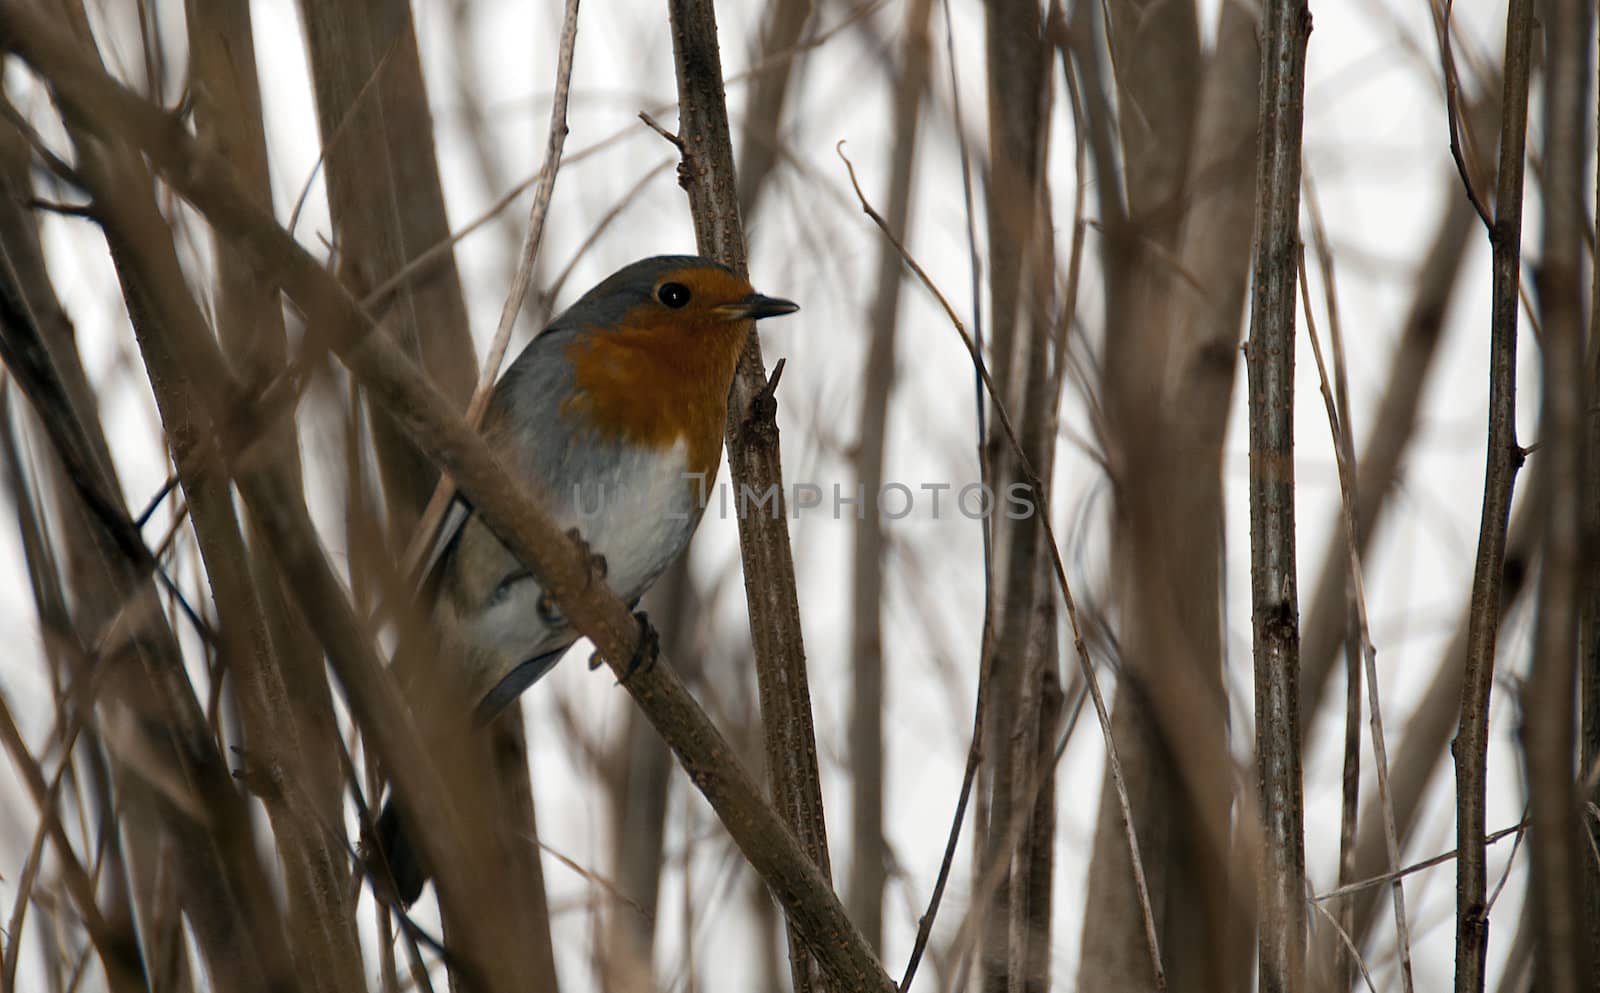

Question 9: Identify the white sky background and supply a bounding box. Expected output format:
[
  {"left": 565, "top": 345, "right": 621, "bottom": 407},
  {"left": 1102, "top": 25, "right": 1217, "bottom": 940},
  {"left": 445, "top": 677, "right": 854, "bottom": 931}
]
[{"left": 0, "top": 0, "right": 1592, "bottom": 989}]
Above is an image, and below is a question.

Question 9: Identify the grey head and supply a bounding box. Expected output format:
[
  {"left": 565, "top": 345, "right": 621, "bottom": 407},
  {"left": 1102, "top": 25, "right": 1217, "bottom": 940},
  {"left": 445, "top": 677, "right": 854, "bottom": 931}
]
[{"left": 546, "top": 255, "right": 736, "bottom": 334}]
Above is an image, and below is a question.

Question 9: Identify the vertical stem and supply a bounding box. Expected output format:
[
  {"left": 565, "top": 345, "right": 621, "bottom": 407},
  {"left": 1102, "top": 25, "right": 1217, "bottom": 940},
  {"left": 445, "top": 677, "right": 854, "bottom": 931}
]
[
  {"left": 1523, "top": 0, "right": 1595, "bottom": 988},
  {"left": 1244, "top": 0, "right": 1312, "bottom": 989},
  {"left": 663, "top": 3, "right": 832, "bottom": 990},
  {"left": 978, "top": 0, "right": 1055, "bottom": 987},
  {"left": 1019, "top": 666, "right": 1062, "bottom": 993},
  {"left": 1582, "top": 18, "right": 1600, "bottom": 980},
  {"left": 1452, "top": 0, "right": 1535, "bottom": 986}
]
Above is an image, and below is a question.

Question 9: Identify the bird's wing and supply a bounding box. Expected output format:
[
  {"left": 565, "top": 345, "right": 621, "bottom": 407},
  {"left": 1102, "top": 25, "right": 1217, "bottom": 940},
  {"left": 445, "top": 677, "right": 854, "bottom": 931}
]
[
  {"left": 414, "top": 492, "right": 473, "bottom": 605},
  {"left": 473, "top": 646, "right": 569, "bottom": 723},
  {"left": 414, "top": 327, "right": 584, "bottom": 600}
]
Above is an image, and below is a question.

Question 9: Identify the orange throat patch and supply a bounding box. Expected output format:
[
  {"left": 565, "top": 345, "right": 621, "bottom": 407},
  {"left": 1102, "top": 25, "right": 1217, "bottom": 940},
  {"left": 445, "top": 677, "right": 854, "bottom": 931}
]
[{"left": 561, "top": 318, "right": 750, "bottom": 484}]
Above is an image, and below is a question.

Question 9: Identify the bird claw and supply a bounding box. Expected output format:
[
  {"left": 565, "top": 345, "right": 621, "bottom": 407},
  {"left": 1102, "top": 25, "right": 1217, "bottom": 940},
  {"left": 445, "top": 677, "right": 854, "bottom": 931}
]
[
  {"left": 566, "top": 527, "right": 607, "bottom": 587},
  {"left": 537, "top": 590, "right": 562, "bottom": 626},
  {"left": 621, "top": 611, "right": 660, "bottom": 683},
  {"left": 587, "top": 613, "right": 658, "bottom": 680}
]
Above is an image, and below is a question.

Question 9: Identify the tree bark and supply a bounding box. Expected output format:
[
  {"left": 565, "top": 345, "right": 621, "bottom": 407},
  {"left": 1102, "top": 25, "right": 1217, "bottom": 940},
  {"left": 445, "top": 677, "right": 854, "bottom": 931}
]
[
  {"left": 664, "top": 1, "right": 835, "bottom": 989},
  {"left": 1244, "top": 0, "right": 1313, "bottom": 989}
]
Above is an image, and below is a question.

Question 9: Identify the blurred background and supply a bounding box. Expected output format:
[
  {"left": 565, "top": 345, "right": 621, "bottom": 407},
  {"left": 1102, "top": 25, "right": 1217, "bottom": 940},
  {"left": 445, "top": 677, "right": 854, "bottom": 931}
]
[{"left": 0, "top": 0, "right": 1591, "bottom": 990}]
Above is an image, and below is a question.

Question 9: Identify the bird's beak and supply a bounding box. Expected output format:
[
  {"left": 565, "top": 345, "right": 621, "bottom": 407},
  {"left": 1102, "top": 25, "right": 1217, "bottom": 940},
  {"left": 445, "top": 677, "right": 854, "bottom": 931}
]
[{"left": 717, "top": 293, "right": 800, "bottom": 321}]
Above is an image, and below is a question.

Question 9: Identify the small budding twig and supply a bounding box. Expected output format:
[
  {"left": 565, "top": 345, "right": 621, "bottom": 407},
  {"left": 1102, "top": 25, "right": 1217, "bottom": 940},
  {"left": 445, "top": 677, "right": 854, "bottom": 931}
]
[
  {"left": 637, "top": 111, "right": 685, "bottom": 151},
  {"left": 1430, "top": 0, "right": 1492, "bottom": 229},
  {"left": 750, "top": 357, "right": 787, "bottom": 423}
]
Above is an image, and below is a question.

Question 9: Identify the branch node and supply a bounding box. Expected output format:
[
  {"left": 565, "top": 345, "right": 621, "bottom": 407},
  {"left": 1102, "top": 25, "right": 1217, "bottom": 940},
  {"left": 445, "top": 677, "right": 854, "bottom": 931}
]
[
  {"left": 638, "top": 111, "right": 684, "bottom": 151},
  {"left": 745, "top": 358, "right": 786, "bottom": 434}
]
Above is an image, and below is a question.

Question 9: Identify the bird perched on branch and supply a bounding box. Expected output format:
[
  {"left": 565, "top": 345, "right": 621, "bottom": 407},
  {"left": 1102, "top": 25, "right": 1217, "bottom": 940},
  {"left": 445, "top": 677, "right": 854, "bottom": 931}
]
[{"left": 373, "top": 255, "right": 798, "bottom": 904}]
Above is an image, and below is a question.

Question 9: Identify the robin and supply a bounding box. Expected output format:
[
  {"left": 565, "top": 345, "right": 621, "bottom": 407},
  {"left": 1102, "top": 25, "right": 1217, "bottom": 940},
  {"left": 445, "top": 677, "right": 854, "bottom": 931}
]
[{"left": 374, "top": 255, "right": 799, "bottom": 904}]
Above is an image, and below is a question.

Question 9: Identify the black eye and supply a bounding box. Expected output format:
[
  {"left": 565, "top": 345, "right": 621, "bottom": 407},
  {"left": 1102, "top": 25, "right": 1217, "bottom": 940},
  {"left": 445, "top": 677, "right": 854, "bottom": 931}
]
[{"left": 658, "top": 282, "right": 691, "bottom": 308}]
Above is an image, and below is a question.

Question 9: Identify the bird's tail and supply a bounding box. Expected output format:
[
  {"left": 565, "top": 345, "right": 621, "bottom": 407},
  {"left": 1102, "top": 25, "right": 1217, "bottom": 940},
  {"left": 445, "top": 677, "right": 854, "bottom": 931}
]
[{"left": 373, "top": 799, "right": 428, "bottom": 906}]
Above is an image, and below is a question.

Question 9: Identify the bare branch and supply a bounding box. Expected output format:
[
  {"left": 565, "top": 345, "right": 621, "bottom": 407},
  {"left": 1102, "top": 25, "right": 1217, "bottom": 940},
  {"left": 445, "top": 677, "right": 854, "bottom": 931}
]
[
  {"left": 663, "top": 3, "right": 834, "bottom": 990},
  {"left": 1453, "top": 0, "right": 1537, "bottom": 984},
  {"left": 1243, "top": 0, "right": 1313, "bottom": 987}
]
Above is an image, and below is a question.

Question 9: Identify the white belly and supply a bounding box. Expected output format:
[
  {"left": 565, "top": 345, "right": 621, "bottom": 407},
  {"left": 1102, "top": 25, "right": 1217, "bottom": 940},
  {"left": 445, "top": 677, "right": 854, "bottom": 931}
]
[{"left": 457, "top": 438, "right": 699, "bottom": 685}]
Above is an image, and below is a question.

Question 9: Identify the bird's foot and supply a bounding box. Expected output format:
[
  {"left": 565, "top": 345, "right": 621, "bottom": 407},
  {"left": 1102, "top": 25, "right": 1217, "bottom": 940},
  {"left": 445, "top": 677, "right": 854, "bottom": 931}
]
[
  {"left": 566, "top": 527, "right": 607, "bottom": 587},
  {"left": 587, "top": 611, "right": 659, "bottom": 680},
  {"left": 536, "top": 589, "right": 562, "bottom": 626},
  {"left": 621, "top": 611, "right": 659, "bottom": 683}
]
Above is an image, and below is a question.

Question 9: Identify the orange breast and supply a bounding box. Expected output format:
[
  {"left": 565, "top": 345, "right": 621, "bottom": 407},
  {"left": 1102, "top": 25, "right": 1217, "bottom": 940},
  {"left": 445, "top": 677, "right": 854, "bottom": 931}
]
[{"left": 561, "top": 316, "right": 749, "bottom": 483}]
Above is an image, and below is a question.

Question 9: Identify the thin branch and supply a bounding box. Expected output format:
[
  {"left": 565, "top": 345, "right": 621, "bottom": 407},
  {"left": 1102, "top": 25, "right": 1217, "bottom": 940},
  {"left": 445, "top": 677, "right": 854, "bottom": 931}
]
[
  {"left": 1302, "top": 192, "right": 1363, "bottom": 979},
  {"left": 1431, "top": 0, "right": 1492, "bottom": 228},
  {"left": 0, "top": 695, "right": 147, "bottom": 993},
  {"left": 846, "top": 0, "right": 931, "bottom": 952},
  {"left": 1309, "top": 900, "right": 1382, "bottom": 993},
  {"left": 286, "top": 35, "right": 401, "bottom": 241},
  {"left": 663, "top": 4, "right": 833, "bottom": 991},
  {"left": 1299, "top": 247, "right": 1416, "bottom": 993},
  {"left": 1453, "top": 0, "right": 1536, "bottom": 984},
  {"left": 1315, "top": 819, "right": 1530, "bottom": 902}
]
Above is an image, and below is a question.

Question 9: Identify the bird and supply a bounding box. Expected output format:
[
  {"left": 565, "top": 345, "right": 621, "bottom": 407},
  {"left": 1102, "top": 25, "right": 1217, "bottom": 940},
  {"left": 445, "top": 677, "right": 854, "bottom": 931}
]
[{"left": 372, "top": 255, "right": 799, "bottom": 904}]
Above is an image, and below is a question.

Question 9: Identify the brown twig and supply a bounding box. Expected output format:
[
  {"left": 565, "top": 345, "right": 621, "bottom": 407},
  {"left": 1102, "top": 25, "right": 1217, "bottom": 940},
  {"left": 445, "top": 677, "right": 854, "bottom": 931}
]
[
  {"left": 0, "top": 710, "right": 88, "bottom": 993},
  {"left": 662, "top": 4, "right": 833, "bottom": 991},
  {"left": 1297, "top": 84, "right": 1489, "bottom": 733},
  {"left": 1431, "top": 0, "right": 1492, "bottom": 228},
  {"left": 897, "top": 7, "right": 995, "bottom": 982},
  {"left": 1304, "top": 181, "right": 1364, "bottom": 990},
  {"left": 1299, "top": 247, "right": 1417, "bottom": 993},
  {"left": 0, "top": 695, "right": 147, "bottom": 993},
  {"left": 285, "top": 35, "right": 401, "bottom": 241},
  {"left": 1316, "top": 819, "right": 1530, "bottom": 902},
  {"left": 1452, "top": 0, "right": 1536, "bottom": 984},
  {"left": 1309, "top": 900, "right": 1382, "bottom": 993},
  {"left": 1244, "top": 0, "right": 1312, "bottom": 988},
  {"left": 847, "top": 0, "right": 932, "bottom": 954}
]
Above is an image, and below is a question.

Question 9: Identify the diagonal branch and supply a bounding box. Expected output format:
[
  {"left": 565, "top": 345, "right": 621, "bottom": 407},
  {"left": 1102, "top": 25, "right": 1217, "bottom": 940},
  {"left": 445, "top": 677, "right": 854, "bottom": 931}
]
[{"left": 0, "top": 9, "right": 894, "bottom": 989}]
